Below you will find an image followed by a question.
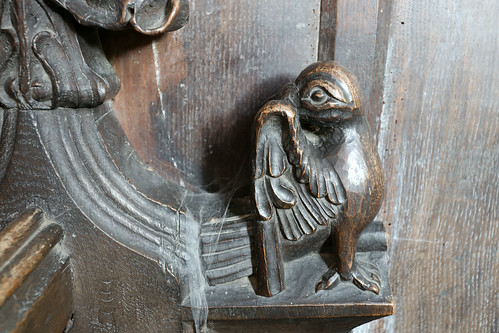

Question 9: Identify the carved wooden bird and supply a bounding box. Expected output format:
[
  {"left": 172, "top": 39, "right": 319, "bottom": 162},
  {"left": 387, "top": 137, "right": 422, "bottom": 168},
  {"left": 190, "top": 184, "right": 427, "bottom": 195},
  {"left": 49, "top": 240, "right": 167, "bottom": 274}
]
[{"left": 252, "top": 61, "right": 384, "bottom": 297}]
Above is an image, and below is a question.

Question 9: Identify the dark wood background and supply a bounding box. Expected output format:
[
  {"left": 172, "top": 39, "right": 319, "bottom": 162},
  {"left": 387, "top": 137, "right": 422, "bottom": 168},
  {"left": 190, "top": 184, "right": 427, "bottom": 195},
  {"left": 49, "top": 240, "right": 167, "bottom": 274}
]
[{"left": 101, "top": 0, "right": 499, "bottom": 331}]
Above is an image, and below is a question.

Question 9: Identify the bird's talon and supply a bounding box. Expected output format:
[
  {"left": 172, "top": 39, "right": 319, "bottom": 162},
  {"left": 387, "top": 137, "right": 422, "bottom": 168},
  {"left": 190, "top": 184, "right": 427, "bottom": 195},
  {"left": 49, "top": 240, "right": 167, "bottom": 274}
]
[
  {"left": 352, "top": 270, "right": 380, "bottom": 294},
  {"left": 315, "top": 271, "right": 341, "bottom": 292},
  {"left": 315, "top": 281, "right": 325, "bottom": 292}
]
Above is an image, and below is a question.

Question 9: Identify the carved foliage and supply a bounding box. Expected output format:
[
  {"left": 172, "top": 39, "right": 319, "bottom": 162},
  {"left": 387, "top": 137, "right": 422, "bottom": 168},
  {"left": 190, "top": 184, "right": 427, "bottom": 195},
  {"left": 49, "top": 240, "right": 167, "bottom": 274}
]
[
  {"left": 0, "top": 0, "right": 187, "bottom": 110},
  {"left": 0, "top": 0, "right": 119, "bottom": 109}
]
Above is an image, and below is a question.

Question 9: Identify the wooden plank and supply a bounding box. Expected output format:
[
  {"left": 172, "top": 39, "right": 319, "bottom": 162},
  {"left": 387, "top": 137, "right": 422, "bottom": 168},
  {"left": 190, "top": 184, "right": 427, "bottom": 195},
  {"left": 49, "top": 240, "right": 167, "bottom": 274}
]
[
  {"left": 363, "top": 0, "right": 499, "bottom": 331},
  {"left": 318, "top": 0, "right": 337, "bottom": 60},
  {"left": 0, "top": 209, "right": 62, "bottom": 307},
  {"left": 320, "top": 0, "right": 393, "bottom": 137},
  {"left": 102, "top": 0, "right": 321, "bottom": 188},
  {"left": 183, "top": 317, "right": 391, "bottom": 333},
  {"left": 330, "top": 0, "right": 380, "bottom": 127},
  {"left": 0, "top": 209, "right": 43, "bottom": 273},
  {"left": 0, "top": 209, "right": 72, "bottom": 332}
]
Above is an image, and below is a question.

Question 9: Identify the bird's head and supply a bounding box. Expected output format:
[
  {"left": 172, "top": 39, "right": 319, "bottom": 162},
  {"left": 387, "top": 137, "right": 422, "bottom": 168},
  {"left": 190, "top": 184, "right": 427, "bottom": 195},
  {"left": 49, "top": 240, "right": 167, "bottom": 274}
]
[{"left": 289, "top": 61, "right": 363, "bottom": 126}]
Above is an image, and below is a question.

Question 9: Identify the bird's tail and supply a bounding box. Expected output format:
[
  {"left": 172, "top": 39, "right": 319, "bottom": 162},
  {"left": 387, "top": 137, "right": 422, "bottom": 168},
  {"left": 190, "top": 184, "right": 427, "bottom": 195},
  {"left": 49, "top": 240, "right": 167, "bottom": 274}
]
[
  {"left": 200, "top": 214, "right": 255, "bottom": 285},
  {"left": 200, "top": 216, "right": 387, "bottom": 285}
]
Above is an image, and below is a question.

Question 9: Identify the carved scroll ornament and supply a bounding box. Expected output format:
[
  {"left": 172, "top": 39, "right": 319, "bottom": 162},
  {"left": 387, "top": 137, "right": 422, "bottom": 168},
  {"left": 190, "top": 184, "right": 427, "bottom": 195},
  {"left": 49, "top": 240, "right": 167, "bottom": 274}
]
[{"left": 0, "top": 0, "right": 392, "bottom": 331}]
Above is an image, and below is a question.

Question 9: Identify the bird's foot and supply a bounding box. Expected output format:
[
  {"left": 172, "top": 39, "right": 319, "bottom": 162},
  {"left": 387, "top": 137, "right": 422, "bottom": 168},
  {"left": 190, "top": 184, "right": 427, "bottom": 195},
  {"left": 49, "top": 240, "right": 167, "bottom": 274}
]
[
  {"left": 315, "top": 261, "right": 381, "bottom": 294},
  {"left": 315, "top": 269, "right": 341, "bottom": 292},
  {"left": 349, "top": 261, "right": 381, "bottom": 294}
]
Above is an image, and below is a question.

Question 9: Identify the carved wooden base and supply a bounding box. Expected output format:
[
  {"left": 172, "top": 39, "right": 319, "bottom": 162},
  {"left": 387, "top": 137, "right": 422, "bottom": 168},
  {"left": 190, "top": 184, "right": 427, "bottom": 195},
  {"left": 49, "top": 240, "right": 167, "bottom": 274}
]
[{"left": 183, "top": 251, "right": 392, "bottom": 333}]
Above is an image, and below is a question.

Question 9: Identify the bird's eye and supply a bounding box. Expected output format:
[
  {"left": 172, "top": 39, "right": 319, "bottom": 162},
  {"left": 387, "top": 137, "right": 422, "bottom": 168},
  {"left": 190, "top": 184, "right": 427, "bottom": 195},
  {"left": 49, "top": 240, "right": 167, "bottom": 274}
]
[
  {"left": 299, "top": 78, "right": 352, "bottom": 112},
  {"left": 308, "top": 87, "right": 330, "bottom": 105}
]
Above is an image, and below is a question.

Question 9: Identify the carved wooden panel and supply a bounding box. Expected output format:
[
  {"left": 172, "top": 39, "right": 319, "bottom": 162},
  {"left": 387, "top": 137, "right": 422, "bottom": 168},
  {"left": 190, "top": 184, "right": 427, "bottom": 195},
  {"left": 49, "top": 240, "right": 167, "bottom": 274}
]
[
  {"left": 1, "top": 0, "right": 496, "bottom": 331},
  {"left": 100, "top": 0, "right": 498, "bottom": 332},
  {"left": 0, "top": 0, "right": 395, "bottom": 331}
]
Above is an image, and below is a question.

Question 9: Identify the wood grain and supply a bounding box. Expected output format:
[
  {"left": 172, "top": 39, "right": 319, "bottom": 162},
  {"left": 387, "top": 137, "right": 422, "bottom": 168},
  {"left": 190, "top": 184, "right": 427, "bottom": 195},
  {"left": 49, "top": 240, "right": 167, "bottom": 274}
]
[
  {"left": 318, "top": 0, "right": 337, "bottom": 61},
  {"left": 9, "top": 260, "right": 72, "bottom": 333},
  {"left": 0, "top": 210, "right": 62, "bottom": 307},
  {"left": 323, "top": 0, "right": 393, "bottom": 137},
  {"left": 0, "top": 209, "right": 43, "bottom": 269},
  {"left": 357, "top": 0, "right": 499, "bottom": 331},
  {"left": 102, "top": 0, "right": 322, "bottom": 189},
  {"left": 329, "top": 0, "right": 381, "bottom": 103}
]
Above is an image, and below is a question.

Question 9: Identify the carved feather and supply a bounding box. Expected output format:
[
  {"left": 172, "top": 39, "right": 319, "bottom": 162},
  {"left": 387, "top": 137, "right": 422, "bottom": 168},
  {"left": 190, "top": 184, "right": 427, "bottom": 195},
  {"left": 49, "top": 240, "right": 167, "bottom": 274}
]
[{"left": 252, "top": 103, "right": 346, "bottom": 241}]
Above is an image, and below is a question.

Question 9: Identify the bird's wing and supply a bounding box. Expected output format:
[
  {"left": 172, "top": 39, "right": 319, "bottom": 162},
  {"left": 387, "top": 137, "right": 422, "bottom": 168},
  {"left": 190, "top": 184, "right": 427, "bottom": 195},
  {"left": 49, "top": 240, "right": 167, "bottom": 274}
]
[
  {"left": 286, "top": 131, "right": 347, "bottom": 206},
  {"left": 252, "top": 102, "right": 345, "bottom": 241}
]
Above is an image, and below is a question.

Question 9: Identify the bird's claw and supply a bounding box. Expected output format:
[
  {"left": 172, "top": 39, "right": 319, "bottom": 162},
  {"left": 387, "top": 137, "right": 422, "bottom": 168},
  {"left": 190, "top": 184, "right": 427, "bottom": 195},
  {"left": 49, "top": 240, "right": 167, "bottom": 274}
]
[
  {"left": 316, "top": 261, "right": 381, "bottom": 294},
  {"left": 315, "top": 271, "right": 341, "bottom": 292},
  {"left": 352, "top": 272, "right": 379, "bottom": 294},
  {"left": 350, "top": 263, "right": 380, "bottom": 294}
]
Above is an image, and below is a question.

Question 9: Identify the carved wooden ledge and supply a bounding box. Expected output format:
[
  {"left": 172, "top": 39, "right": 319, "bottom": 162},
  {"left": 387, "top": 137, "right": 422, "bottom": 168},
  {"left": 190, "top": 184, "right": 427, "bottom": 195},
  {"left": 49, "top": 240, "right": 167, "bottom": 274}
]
[
  {"left": 0, "top": 0, "right": 393, "bottom": 332},
  {"left": 0, "top": 209, "right": 72, "bottom": 332},
  {"left": 184, "top": 221, "right": 391, "bottom": 332}
]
